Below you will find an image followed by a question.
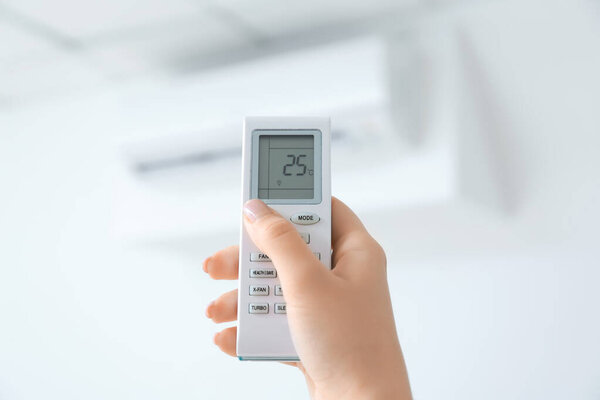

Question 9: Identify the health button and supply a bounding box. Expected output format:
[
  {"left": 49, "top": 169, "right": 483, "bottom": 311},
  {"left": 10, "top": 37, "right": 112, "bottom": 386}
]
[
  {"left": 249, "top": 268, "right": 277, "bottom": 278},
  {"left": 290, "top": 213, "right": 320, "bottom": 225}
]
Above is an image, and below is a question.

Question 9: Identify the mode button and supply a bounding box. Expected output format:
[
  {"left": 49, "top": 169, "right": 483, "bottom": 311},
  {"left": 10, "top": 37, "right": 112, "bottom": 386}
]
[{"left": 290, "top": 213, "right": 320, "bottom": 225}]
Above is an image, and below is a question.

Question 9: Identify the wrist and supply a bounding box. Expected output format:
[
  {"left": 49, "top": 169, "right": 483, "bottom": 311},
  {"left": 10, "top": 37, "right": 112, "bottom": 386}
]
[
  {"left": 346, "top": 377, "right": 411, "bottom": 399},
  {"left": 346, "top": 368, "right": 411, "bottom": 400},
  {"left": 312, "top": 360, "right": 411, "bottom": 400}
]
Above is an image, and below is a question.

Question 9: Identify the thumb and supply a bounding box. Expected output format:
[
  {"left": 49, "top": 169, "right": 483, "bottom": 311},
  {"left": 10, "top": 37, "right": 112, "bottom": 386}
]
[{"left": 242, "top": 199, "right": 326, "bottom": 293}]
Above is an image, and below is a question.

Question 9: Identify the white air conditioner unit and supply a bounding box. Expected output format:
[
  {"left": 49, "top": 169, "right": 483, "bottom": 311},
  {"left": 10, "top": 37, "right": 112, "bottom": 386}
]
[{"left": 112, "top": 32, "right": 503, "bottom": 242}]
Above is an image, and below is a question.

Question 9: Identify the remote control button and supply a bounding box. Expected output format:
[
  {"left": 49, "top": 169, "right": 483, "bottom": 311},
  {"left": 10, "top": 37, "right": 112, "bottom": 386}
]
[
  {"left": 313, "top": 252, "right": 321, "bottom": 260},
  {"left": 299, "top": 232, "right": 310, "bottom": 244},
  {"left": 274, "top": 303, "right": 287, "bottom": 314},
  {"left": 249, "top": 268, "right": 277, "bottom": 278},
  {"left": 290, "top": 213, "right": 320, "bottom": 225},
  {"left": 249, "top": 285, "right": 269, "bottom": 296},
  {"left": 248, "top": 303, "right": 269, "bottom": 314},
  {"left": 250, "top": 252, "right": 271, "bottom": 262},
  {"left": 274, "top": 285, "right": 283, "bottom": 296}
]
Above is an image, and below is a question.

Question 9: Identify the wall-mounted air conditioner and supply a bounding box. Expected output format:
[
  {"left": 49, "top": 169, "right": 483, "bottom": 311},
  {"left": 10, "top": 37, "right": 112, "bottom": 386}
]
[{"left": 112, "top": 32, "right": 503, "bottom": 242}]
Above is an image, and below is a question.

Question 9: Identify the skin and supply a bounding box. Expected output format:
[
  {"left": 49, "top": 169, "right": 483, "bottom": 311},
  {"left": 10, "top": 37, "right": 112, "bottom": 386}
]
[{"left": 204, "top": 197, "right": 412, "bottom": 399}]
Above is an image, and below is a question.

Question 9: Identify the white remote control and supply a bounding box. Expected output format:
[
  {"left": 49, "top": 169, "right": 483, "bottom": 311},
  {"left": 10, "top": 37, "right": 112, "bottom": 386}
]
[{"left": 237, "top": 116, "right": 331, "bottom": 361}]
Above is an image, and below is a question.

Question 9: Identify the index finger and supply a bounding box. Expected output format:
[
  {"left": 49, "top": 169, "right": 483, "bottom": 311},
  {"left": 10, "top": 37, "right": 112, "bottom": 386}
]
[
  {"left": 204, "top": 245, "right": 239, "bottom": 280},
  {"left": 331, "top": 197, "right": 384, "bottom": 270},
  {"left": 331, "top": 197, "right": 370, "bottom": 249}
]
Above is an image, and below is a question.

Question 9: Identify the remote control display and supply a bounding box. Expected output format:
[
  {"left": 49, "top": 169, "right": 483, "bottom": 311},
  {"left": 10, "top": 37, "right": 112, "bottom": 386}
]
[{"left": 257, "top": 135, "right": 315, "bottom": 200}]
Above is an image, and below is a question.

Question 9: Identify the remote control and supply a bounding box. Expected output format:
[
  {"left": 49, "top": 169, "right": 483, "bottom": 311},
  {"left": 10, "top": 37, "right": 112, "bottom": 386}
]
[{"left": 237, "top": 116, "right": 331, "bottom": 361}]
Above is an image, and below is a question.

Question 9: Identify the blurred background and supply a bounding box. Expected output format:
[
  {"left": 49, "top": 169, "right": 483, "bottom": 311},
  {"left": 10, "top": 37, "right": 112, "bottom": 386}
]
[{"left": 1, "top": 0, "right": 600, "bottom": 398}]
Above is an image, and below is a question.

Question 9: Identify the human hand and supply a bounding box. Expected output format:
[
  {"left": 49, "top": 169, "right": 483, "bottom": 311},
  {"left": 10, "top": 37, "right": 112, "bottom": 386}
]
[{"left": 204, "top": 197, "right": 411, "bottom": 399}]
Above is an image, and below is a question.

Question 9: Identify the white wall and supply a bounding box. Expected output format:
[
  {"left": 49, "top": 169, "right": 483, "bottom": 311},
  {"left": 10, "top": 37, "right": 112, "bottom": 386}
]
[{"left": 1, "top": 1, "right": 599, "bottom": 399}]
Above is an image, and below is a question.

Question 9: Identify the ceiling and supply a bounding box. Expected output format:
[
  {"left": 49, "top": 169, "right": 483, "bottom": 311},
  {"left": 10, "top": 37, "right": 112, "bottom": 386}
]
[{"left": 0, "top": 0, "right": 426, "bottom": 109}]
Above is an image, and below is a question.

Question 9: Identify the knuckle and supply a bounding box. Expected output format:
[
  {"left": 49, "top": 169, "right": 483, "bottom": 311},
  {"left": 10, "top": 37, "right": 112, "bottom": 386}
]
[
  {"left": 364, "top": 236, "right": 387, "bottom": 270},
  {"left": 373, "top": 241, "right": 387, "bottom": 264}
]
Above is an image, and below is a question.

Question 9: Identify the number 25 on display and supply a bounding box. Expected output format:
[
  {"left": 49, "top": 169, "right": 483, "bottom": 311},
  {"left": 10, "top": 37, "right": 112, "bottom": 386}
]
[{"left": 283, "top": 154, "right": 311, "bottom": 176}]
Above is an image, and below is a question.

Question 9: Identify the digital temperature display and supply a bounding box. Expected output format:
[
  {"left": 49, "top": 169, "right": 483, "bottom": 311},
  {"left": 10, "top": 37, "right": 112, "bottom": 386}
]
[{"left": 257, "top": 135, "right": 314, "bottom": 199}]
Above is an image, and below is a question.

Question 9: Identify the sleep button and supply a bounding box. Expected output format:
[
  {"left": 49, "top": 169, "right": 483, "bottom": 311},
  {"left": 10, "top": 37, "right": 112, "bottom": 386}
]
[
  {"left": 274, "top": 303, "right": 287, "bottom": 314},
  {"left": 290, "top": 213, "right": 320, "bottom": 225}
]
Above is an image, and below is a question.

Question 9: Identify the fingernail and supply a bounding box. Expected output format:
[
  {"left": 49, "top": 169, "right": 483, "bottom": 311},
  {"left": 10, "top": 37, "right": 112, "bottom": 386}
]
[
  {"left": 205, "top": 301, "right": 215, "bottom": 318},
  {"left": 243, "top": 199, "right": 269, "bottom": 223},
  {"left": 202, "top": 257, "right": 211, "bottom": 273}
]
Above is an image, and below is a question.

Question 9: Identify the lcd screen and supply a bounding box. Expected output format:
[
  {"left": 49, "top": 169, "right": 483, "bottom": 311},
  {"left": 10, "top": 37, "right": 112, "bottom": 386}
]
[{"left": 257, "top": 135, "right": 314, "bottom": 199}]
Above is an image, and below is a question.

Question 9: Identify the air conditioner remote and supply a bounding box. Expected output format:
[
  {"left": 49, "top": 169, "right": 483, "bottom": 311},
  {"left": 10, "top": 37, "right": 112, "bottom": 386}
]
[{"left": 237, "top": 116, "right": 331, "bottom": 361}]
